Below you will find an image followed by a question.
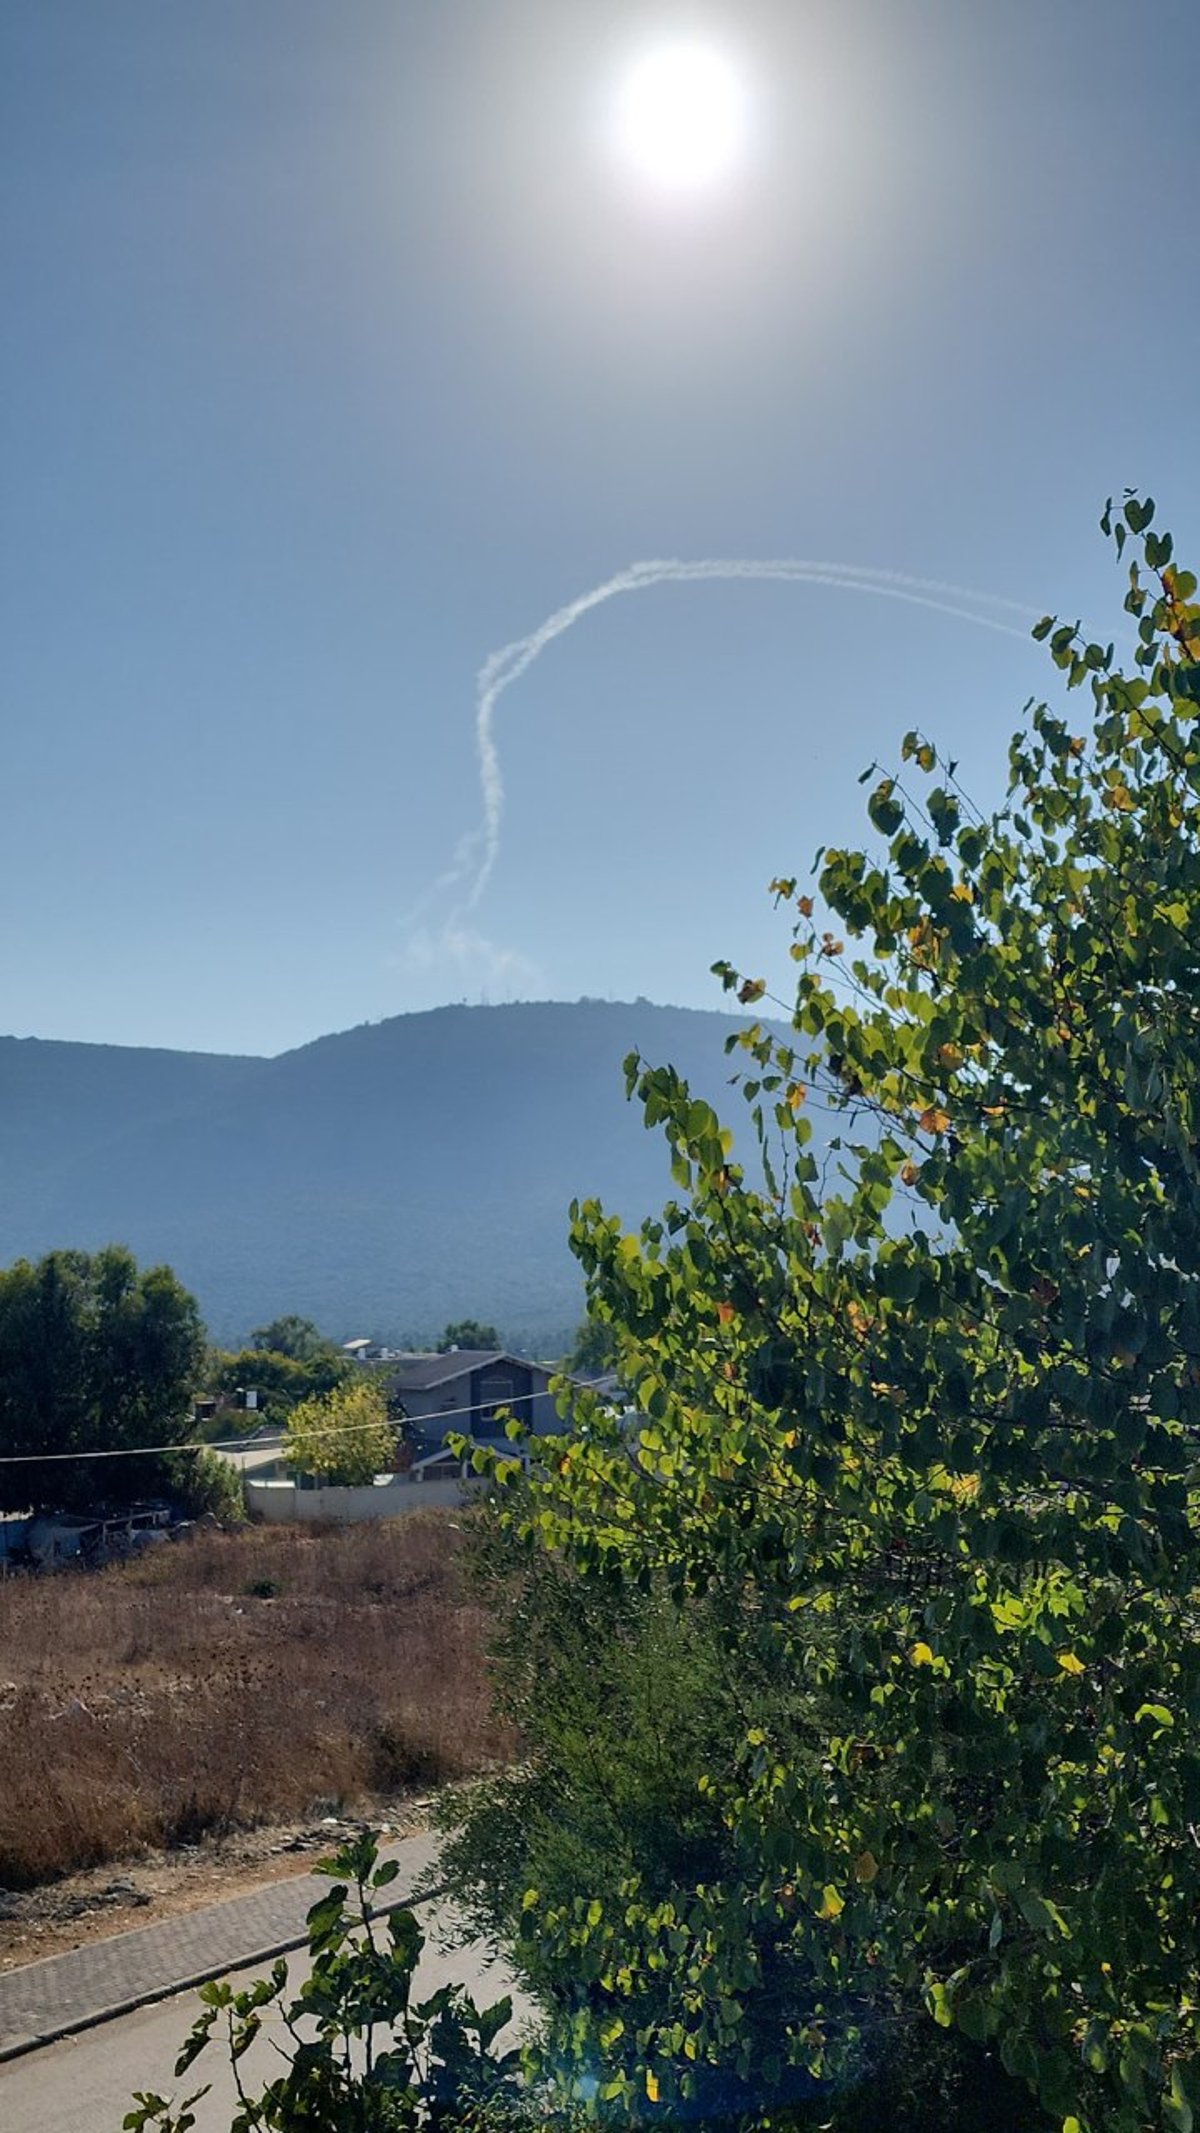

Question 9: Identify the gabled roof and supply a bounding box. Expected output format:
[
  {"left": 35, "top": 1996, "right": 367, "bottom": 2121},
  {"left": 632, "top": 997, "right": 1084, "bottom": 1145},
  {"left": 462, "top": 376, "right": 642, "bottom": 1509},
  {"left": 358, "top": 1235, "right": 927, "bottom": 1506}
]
[{"left": 388, "top": 1349, "right": 543, "bottom": 1392}]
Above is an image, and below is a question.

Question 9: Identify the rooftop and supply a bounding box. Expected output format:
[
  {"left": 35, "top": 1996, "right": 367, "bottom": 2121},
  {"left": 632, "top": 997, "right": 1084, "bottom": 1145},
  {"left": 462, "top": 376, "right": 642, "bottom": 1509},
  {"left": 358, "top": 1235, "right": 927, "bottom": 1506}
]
[{"left": 387, "top": 1349, "right": 511, "bottom": 1392}]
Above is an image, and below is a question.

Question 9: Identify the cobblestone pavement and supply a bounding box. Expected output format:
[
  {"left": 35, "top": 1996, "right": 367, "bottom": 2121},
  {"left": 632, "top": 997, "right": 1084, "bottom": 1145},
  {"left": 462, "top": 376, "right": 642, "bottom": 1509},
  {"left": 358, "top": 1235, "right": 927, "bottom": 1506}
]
[{"left": 0, "top": 1829, "right": 442, "bottom": 2062}]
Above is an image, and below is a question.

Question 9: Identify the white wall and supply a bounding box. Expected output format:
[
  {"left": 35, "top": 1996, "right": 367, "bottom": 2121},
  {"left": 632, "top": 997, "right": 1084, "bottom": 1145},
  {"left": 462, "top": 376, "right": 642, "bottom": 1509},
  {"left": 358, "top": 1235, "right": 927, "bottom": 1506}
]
[{"left": 245, "top": 1477, "right": 469, "bottom": 1524}]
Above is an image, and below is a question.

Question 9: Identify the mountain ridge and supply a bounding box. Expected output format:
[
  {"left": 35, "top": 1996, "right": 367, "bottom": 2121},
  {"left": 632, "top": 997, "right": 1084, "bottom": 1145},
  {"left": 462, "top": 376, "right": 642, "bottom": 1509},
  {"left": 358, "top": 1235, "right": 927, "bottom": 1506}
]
[{"left": 0, "top": 1000, "right": 797, "bottom": 1351}]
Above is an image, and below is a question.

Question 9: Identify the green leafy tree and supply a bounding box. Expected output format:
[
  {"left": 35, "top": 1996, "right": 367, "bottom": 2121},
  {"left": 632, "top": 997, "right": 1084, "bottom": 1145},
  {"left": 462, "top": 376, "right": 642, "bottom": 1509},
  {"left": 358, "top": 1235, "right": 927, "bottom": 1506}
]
[
  {"left": 204, "top": 1343, "right": 349, "bottom": 1427},
  {"left": 283, "top": 1375, "right": 396, "bottom": 1486},
  {"left": 564, "top": 1316, "right": 617, "bottom": 1378},
  {"left": 248, "top": 1314, "right": 340, "bottom": 1364},
  {"left": 438, "top": 1321, "right": 501, "bottom": 1352},
  {"left": 125, "top": 1832, "right": 524, "bottom": 2132},
  {"left": 0, "top": 1245, "right": 205, "bottom": 1514},
  {"left": 470, "top": 500, "right": 1200, "bottom": 2131},
  {"left": 173, "top": 1445, "right": 246, "bottom": 1524}
]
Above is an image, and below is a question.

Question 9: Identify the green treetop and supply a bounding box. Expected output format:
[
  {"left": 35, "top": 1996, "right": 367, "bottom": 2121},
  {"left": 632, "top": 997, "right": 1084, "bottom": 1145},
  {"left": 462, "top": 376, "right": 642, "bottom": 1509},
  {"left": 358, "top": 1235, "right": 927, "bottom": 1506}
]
[
  {"left": 437, "top": 1320, "right": 501, "bottom": 1352},
  {"left": 0, "top": 1244, "right": 205, "bottom": 1515},
  {"left": 283, "top": 1376, "right": 396, "bottom": 1487},
  {"left": 248, "top": 1314, "right": 341, "bottom": 1364}
]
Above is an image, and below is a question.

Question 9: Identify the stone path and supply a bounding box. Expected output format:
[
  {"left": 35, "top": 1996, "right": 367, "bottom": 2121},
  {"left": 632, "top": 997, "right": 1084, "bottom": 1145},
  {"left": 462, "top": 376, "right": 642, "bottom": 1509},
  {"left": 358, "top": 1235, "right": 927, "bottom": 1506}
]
[{"left": 0, "top": 1829, "right": 442, "bottom": 2063}]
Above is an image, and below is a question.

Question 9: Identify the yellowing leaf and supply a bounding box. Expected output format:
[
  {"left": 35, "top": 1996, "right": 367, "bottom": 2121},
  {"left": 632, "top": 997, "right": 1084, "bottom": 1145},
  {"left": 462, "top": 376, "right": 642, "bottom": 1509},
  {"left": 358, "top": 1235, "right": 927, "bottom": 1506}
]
[
  {"left": 786, "top": 1082, "right": 807, "bottom": 1110},
  {"left": 716, "top": 1301, "right": 736, "bottom": 1326},
  {"left": 910, "top": 1641, "right": 936, "bottom": 1667},
  {"left": 645, "top": 2071, "right": 660, "bottom": 2103},
  {"left": 816, "top": 1884, "right": 845, "bottom": 1921},
  {"left": 1057, "top": 1651, "right": 1085, "bottom": 1677},
  {"left": 854, "top": 1851, "right": 878, "bottom": 1884},
  {"left": 797, "top": 894, "right": 814, "bottom": 917},
  {"left": 900, "top": 1160, "right": 920, "bottom": 1186},
  {"left": 918, "top": 1107, "right": 951, "bottom": 1136}
]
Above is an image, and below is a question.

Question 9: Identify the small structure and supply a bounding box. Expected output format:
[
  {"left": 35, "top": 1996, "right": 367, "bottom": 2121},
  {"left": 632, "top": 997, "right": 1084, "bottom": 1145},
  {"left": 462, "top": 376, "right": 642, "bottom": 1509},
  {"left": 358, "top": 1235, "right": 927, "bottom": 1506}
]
[
  {"left": 0, "top": 1514, "right": 32, "bottom": 1573},
  {"left": 25, "top": 1504, "right": 172, "bottom": 1570}
]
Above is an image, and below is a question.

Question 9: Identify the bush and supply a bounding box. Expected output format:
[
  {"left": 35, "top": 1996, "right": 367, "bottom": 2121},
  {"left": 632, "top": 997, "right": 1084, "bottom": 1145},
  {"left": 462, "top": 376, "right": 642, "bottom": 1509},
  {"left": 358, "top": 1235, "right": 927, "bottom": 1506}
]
[
  {"left": 438, "top": 1522, "right": 1048, "bottom": 2131},
  {"left": 169, "top": 1446, "right": 246, "bottom": 1524}
]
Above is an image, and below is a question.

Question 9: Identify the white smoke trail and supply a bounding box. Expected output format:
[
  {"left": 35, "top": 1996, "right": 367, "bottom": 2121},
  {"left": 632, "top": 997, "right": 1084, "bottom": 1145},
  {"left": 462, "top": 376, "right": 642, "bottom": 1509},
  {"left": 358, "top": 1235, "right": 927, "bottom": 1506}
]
[{"left": 448, "top": 557, "right": 1037, "bottom": 914}]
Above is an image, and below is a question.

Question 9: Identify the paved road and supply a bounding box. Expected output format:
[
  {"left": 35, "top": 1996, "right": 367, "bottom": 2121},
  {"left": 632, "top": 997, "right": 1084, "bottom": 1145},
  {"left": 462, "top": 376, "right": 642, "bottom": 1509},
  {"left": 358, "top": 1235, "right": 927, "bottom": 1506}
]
[
  {"left": 0, "top": 1833, "right": 444, "bottom": 2059},
  {"left": 0, "top": 1900, "right": 528, "bottom": 2133},
  {"left": 0, "top": 1831, "right": 533, "bottom": 2132}
]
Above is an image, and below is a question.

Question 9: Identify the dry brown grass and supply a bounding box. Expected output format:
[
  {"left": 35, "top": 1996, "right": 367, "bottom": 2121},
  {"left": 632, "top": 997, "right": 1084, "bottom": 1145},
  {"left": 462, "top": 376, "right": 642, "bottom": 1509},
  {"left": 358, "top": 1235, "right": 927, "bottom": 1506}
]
[{"left": 0, "top": 1515, "right": 514, "bottom": 1888}]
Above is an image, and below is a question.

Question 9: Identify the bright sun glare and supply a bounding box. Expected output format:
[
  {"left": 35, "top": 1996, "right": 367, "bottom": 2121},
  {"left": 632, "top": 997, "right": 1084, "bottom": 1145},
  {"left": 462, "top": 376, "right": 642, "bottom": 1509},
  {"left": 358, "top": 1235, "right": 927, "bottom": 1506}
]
[{"left": 615, "top": 42, "right": 748, "bottom": 195}]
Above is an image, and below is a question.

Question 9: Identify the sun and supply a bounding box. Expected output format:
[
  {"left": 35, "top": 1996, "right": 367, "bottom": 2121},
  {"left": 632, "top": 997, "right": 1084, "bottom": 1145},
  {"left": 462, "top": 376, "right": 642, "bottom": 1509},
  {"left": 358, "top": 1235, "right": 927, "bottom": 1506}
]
[{"left": 614, "top": 42, "right": 749, "bottom": 196}]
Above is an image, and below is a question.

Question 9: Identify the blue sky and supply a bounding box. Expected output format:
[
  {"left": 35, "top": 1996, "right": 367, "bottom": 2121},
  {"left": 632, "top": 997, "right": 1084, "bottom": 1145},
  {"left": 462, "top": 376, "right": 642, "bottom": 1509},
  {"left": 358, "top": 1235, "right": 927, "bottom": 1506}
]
[{"left": 2, "top": 1, "right": 1197, "bottom": 1056}]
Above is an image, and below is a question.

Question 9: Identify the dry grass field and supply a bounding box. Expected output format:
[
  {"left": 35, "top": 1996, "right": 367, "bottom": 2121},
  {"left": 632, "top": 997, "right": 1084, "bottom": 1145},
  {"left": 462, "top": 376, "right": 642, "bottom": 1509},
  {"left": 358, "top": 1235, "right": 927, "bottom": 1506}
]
[{"left": 0, "top": 1514, "right": 514, "bottom": 1889}]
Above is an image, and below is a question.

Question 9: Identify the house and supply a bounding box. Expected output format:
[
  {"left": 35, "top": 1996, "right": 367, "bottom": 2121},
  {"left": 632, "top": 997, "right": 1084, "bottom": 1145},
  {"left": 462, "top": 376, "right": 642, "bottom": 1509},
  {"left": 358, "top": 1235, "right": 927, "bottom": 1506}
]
[
  {"left": 236, "top": 1350, "right": 589, "bottom": 1527},
  {"left": 387, "top": 1349, "right": 562, "bottom": 1456}
]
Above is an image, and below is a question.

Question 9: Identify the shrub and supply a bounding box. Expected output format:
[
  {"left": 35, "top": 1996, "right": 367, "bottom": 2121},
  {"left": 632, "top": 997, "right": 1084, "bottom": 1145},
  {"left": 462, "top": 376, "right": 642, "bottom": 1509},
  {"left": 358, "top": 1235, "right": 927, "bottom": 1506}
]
[{"left": 170, "top": 1446, "right": 246, "bottom": 1524}]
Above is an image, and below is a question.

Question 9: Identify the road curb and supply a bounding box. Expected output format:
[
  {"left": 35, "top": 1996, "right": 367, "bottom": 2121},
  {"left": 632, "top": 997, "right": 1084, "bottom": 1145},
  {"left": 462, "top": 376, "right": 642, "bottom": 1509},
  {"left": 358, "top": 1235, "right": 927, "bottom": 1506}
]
[{"left": 0, "top": 1880, "right": 444, "bottom": 2067}]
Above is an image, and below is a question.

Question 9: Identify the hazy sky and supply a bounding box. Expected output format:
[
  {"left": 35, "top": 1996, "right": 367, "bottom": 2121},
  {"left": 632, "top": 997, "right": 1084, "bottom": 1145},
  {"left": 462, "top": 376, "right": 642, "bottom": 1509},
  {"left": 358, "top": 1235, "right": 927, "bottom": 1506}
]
[{"left": 3, "top": 1, "right": 1197, "bottom": 1055}]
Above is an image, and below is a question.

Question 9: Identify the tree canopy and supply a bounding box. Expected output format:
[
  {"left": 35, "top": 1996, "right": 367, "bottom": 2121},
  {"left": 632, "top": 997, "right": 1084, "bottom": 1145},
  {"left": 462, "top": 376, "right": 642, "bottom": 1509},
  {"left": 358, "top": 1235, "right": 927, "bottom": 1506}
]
[
  {"left": 471, "top": 500, "right": 1200, "bottom": 2131},
  {"left": 565, "top": 1314, "right": 618, "bottom": 1377},
  {"left": 283, "top": 1376, "right": 396, "bottom": 1487},
  {"left": 0, "top": 1244, "right": 205, "bottom": 1514},
  {"left": 438, "top": 1319, "right": 501, "bottom": 1352},
  {"left": 248, "top": 1314, "right": 341, "bottom": 1363},
  {"left": 203, "top": 1342, "right": 349, "bottom": 1425}
]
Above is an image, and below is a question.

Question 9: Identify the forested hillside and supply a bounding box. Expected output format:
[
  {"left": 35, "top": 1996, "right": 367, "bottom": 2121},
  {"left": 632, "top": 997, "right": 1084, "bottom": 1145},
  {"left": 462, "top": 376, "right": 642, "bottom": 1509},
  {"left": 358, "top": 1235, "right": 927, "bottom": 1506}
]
[{"left": 0, "top": 1001, "right": 794, "bottom": 1349}]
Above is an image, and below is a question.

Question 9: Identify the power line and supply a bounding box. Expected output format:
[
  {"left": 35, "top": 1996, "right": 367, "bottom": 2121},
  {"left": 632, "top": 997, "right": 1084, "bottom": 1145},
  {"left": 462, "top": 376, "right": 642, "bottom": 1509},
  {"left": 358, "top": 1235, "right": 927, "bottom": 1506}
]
[{"left": 0, "top": 1374, "right": 617, "bottom": 1466}]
